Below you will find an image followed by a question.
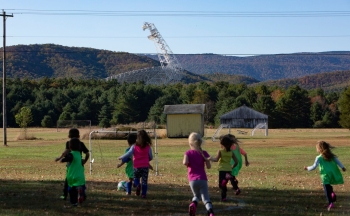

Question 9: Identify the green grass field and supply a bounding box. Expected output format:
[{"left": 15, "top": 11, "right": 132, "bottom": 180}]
[{"left": 0, "top": 128, "right": 349, "bottom": 216}]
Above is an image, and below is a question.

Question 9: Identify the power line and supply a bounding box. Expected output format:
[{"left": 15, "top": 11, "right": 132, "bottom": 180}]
[
  {"left": 7, "top": 35, "right": 350, "bottom": 39},
  {"left": 4, "top": 9, "right": 350, "bottom": 17}
]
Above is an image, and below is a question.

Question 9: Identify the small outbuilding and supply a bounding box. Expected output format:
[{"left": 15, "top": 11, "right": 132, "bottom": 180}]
[
  {"left": 220, "top": 105, "right": 268, "bottom": 129},
  {"left": 163, "top": 104, "right": 205, "bottom": 138}
]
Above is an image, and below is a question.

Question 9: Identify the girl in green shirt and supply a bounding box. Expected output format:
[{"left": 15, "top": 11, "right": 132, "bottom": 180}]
[{"left": 304, "top": 140, "right": 346, "bottom": 211}]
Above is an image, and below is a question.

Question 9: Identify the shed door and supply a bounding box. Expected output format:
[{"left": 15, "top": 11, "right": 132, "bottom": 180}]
[{"left": 167, "top": 114, "right": 202, "bottom": 137}]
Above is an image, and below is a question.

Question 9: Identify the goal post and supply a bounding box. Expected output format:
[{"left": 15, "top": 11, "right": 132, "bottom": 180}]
[
  {"left": 251, "top": 123, "right": 268, "bottom": 136},
  {"left": 88, "top": 127, "right": 159, "bottom": 176}
]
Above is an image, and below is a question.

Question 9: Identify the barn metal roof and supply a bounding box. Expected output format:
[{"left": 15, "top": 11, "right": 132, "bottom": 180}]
[
  {"left": 220, "top": 105, "right": 268, "bottom": 119},
  {"left": 163, "top": 104, "right": 205, "bottom": 114}
]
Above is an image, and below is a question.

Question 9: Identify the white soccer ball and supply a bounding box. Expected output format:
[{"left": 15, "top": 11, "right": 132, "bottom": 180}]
[{"left": 117, "top": 181, "right": 127, "bottom": 191}]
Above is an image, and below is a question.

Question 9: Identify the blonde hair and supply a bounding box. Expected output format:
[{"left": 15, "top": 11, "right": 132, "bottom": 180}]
[
  {"left": 317, "top": 140, "right": 336, "bottom": 161},
  {"left": 188, "top": 132, "right": 207, "bottom": 160}
]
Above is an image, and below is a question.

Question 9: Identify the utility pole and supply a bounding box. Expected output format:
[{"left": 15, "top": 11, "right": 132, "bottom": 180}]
[{"left": 1, "top": 10, "right": 13, "bottom": 146}]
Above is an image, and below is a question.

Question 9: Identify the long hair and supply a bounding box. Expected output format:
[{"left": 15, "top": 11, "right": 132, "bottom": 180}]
[
  {"left": 188, "top": 132, "right": 207, "bottom": 160},
  {"left": 317, "top": 140, "right": 336, "bottom": 161},
  {"left": 136, "top": 130, "right": 152, "bottom": 148},
  {"left": 220, "top": 135, "right": 233, "bottom": 152},
  {"left": 226, "top": 134, "right": 240, "bottom": 147}
]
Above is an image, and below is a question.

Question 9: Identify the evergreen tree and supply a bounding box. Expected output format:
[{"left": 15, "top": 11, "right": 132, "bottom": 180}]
[{"left": 338, "top": 87, "right": 350, "bottom": 128}]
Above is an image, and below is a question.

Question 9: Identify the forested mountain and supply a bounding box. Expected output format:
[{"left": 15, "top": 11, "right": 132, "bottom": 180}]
[
  {"left": 145, "top": 52, "right": 350, "bottom": 81},
  {"left": 253, "top": 71, "right": 350, "bottom": 92},
  {"left": 0, "top": 44, "right": 349, "bottom": 88},
  {"left": 1, "top": 44, "right": 160, "bottom": 79}
]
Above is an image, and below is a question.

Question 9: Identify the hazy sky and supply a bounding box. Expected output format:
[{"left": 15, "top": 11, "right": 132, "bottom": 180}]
[{"left": 1, "top": 0, "right": 350, "bottom": 56}]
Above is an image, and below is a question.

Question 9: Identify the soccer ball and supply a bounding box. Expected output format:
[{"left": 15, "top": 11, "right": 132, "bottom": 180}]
[{"left": 117, "top": 181, "right": 127, "bottom": 191}]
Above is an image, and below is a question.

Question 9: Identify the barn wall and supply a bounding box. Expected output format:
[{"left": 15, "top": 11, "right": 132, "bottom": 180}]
[
  {"left": 220, "top": 118, "right": 267, "bottom": 128},
  {"left": 166, "top": 114, "right": 203, "bottom": 138}
]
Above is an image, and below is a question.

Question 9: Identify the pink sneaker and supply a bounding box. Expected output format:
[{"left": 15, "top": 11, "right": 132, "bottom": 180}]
[
  {"left": 221, "top": 198, "right": 227, "bottom": 202},
  {"left": 209, "top": 214, "right": 215, "bottom": 216},
  {"left": 327, "top": 203, "right": 334, "bottom": 211},
  {"left": 189, "top": 202, "right": 196, "bottom": 216},
  {"left": 331, "top": 192, "right": 336, "bottom": 202}
]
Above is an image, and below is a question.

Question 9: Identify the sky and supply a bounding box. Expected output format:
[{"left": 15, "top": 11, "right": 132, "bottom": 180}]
[{"left": 1, "top": 0, "right": 350, "bottom": 56}]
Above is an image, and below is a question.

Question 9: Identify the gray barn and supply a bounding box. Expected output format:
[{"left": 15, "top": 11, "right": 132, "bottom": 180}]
[{"left": 220, "top": 105, "right": 268, "bottom": 128}]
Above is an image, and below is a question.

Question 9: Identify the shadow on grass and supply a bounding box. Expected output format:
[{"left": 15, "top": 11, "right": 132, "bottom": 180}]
[{"left": 0, "top": 179, "right": 349, "bottom": 216}]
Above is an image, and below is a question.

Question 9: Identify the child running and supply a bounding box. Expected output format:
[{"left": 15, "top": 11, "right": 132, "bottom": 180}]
[
  {"left": 183, "top": 132, "right": 214, "bottom": 216},
  {"left": 60, "top": 137, "right": 87, "bottom": 206},
  {"left": 304, "top": 140, "right": 346, "bottom": 211},
  {"left": 117, "top": 133, "right": 137, "bottom": 195},
  {"left": 118, "top": 130, "right": 153, "bottom": 198},
  {"left": 55, "top": 128, "right": 89, "bottom": 200},
  {"left": 226, "top": 134, "right": 249, "bottom": 195},
  {"left": 209, "top": 134, "right": 238, "bottom": 202}
]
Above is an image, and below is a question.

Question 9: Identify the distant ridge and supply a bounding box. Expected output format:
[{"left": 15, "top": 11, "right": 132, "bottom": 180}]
[
  {"left": 144, "top": 52, "right": 350, "bottom": 81},
  {"left": 252, "top": 70, "right": 350, "bottom": 92}
]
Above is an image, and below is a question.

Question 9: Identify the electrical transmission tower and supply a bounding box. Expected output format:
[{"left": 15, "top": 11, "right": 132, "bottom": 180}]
[
  {"left": 106, "top": 22, "right": 183, "bottom": 85},
  {"left": 142, "top": 22, "right": 183, "bottom": 82}
]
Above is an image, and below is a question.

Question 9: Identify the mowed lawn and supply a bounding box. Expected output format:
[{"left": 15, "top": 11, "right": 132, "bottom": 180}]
[{"left": 0, "top": 128, "right": 349, "bottom": 216}]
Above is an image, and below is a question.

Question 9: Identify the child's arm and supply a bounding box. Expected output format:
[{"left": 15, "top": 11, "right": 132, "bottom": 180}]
[
  {"left": 117, "top": 161, "right": 125, "bottom": 168},
  {"left": 149, "top": 147, "right": 153, "bottom": 161},
  {"left": 60, "top": 153, "right": 73, "bottom": 163},
  {"left": 118, "top": 145, "right": 135, "bottom": 162},
  {"left": 205, "top": 158, "right": 211, "bottom": 169},
  {"left": 231, "top": 152, "right": 239, "bottom": 169},
  {"left": 183, "top": 154, "right": 189, "bottom": 166},
  {"left": 304, "top": 157, "right": 319, "bottom": 171},
  {"left": 334, "top": 157, "right": 346, "bottom": 171},
  {"left": 55, "top": 149, "right": 70, "bottom": 162},
  {"left": 243, "top": 154, "right": 249, "bottom": 166},
  {"left": 209, "top": 150, "right": 221, "bottom": 162},
  {"left": 240, "top": 148, "right": 249, "bottom": 166}
]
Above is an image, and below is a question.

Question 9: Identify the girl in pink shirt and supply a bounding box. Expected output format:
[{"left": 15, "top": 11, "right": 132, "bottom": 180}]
[
  {"left": 183, "top": 132, "right": 214, "bottom": 216},
  {"left": 119, "top": 130, "right": 153, "bottom": 198}
]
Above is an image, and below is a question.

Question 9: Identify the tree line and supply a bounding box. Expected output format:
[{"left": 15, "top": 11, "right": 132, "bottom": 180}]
[{"left": 1, "top": 77, "right": 350, "bottom": 129}]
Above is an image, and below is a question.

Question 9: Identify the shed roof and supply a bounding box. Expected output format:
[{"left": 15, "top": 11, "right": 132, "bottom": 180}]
[
  {"left": 220, "top": 105, "right": 268, "bottom": 119},
  {"left": 163, "top": 104, "right": 205, "bottom": 114}
]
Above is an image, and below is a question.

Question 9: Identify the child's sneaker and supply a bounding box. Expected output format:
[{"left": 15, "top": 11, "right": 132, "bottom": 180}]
[
  {"left": 189, "top": 202, "right": 196, "bottom": 216},
  {"left": 141, "top": 195, "right": 146, "bottom": 199},
  {"left": 235, "top": 189, "right": 241, "bottom": 195},
  {"left": 331, "top": 192, "right": 336, "bottom": 202},
  {"left": 60, "top": 195, "right": 67, "bottom": 200},
  {"left": 221, "top": 198, "right": 227, "bottom": 202},
  {"left": 136, "top": 185, "right": 141, "bottom": 196},
  {"left": 327, "top": 203, "right": 334, "bottom": 211},
  {"left": 207, "top": 208, "right": 214, "bottom": 216}
]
